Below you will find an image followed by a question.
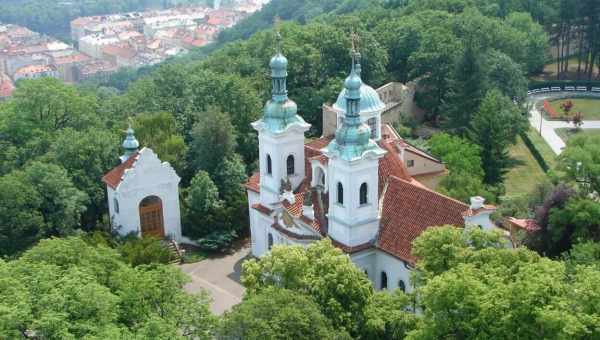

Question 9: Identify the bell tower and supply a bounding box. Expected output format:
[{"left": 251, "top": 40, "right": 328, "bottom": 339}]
[
  {"left": 251, "top": 30, "right": 310, "bottom": 206},
  {"left": 323, "top": 35, "right": 386, "bottom": 247}
]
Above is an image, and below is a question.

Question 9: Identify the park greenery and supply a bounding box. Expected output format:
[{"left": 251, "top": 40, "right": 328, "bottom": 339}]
[
  {"left": 225, "top": 228, "right": 600, "bottom": 339},
  {"left": 0, "top": 0, "right": 561, "bottom": 257}
]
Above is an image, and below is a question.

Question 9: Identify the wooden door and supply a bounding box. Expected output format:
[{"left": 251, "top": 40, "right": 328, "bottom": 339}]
[{"left": 139, "top": 196, "right": 165, "bottom": 238}]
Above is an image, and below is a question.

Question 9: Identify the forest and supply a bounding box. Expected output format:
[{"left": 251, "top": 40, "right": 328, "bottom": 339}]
[{"left": 1, "top": 0, "right": 600, "bottom": 338}]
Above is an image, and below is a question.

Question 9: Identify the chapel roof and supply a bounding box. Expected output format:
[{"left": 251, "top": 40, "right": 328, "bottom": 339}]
[{"left": 101, "top": 151, "right": 139, "bottom": 189}]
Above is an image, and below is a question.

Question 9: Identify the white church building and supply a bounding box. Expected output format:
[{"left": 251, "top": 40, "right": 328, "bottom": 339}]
[
  {"left": 246, "top": 40, "right": 497, "bottom": 292},
  {"left": 102, "top": 127, "right": 183, "bottom": 241}
]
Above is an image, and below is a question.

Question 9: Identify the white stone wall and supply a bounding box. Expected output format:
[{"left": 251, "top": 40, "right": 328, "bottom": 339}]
[
  {"left": 257, "top": 129, "right": 307, "bottom": 205},
  {"left": 327, "top": 156, "right": 381, "bottom": 247},
  {"left": 374, "top": 250, "right": 413, "bottom": 292},
  {"left": 108, "top": 148, "right": 182, "bottom": 242}
]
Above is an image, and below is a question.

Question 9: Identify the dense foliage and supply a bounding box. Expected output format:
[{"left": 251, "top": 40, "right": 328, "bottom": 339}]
[
  {"left": 0, "top": 237, "right": 215, "bottom": 339},
  {"left": 240, "top": 228, "right": 600, "bottom": 339}
]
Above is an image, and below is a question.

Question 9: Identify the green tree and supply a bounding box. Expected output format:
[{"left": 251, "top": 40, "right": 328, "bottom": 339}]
[
  {"left": 428, "top": 133, "right": 484, "bottom": 177},
  {"left": 0, "top": 172, "right": 44, "bottom": 256},
  {"left": 0, "top": 236, "right": 216, "bottom": 339},
  {"left": 443, "top": 42, "right": 487, "bottom": 131},
  {"left": 485, "top": 49, "right": 528, "bottom": 103},
  {"left": 409, "top": 26, "right": 461, "bottom": 121},
  {"left": 362, "top": 290, "right": 420, "bottom": 340},
  {"left": 22, "top": 161, "right": 88, "bottom": 236},
  {"left": 188, "top": 107, "right": 238, "bottom": 176},
  {"left": 242, "top": 239, "right": 373, "bottom": 335},
  {"left": 213, "top": 153, "right": 247, "bottom": 202},
  {"left": 0, "top": 162, "right": 87, "bottom": 256},
  {"left": 219, "top": 287, "right": 344, "bottom": 340},
  {"left": 133, "top": 111, "right": 187, "bottom": 175},
  {"left": 469, "top": 89, "right": 528, "bottom": 184},
  {"left": 557, "top": 134, "right": 600, "bottom": 195},
  {"left": 45, "top": 128, "right": 120, "bottom": 229},
  {"left": 183, "top": 171, "right": 224, "bottom": 239},
  {"left": 428, "top": 133, "right": 491, "bottom": 202},
  {"left": 408, "top": 226, "right": 600, "bottom": 339}
]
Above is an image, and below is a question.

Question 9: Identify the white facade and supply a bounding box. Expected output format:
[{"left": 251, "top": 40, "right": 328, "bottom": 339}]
[
  {"left": 327, "top": 154, "right": 383, "bottom": 247},
  {"left": 106, "top": 147, "right": 182, "bottom": 241},
  {"left": 253, "top": 123, "right": 310, "bottom": 206}
]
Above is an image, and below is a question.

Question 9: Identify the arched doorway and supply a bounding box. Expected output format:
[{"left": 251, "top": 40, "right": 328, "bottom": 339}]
[{"left": 139, "top": 196, "right": 165, "bottom": 238}]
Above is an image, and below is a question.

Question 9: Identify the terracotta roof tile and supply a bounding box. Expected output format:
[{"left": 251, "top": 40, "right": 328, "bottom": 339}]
[
  {"left": 245, "top": 172, "right": 260, "bottom": 193},
  {"left": 507, "top": 217, "right": 540, "bottom": 233},
  {"left": 378, "top": 176, "right": 469, "bottom": 264},
  {"left": 101, "top": 152, "right": 139, "bottom": 189},
  {"left": 252, "top": 203, "right": 273, "bottom": 215},
  {"left": 271, "top": 222, "right": 321, "bottom": 241}
]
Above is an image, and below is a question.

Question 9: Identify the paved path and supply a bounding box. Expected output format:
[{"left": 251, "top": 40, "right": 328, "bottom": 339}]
[
  {"left": 527, "top": 92, "right": 600, "bottom": 155},
  {"left": 180, "top": 245, "right": 251, "bottom": 315}
]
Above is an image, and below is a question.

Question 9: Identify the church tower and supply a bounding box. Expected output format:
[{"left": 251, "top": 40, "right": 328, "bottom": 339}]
[
  {"left": 323, "top": 43, "right": 386, "bottom": 247},
  {"left": 251, "top": 31, "right": 311, "bottom": 206}
]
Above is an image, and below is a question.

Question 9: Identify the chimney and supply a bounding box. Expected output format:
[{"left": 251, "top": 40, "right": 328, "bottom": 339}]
[
  {"left": 302, "top": 190, "right": 314, "bottom": 220},
  {"left": 470, "top": 196, "right": 485, "bottom": 210}
]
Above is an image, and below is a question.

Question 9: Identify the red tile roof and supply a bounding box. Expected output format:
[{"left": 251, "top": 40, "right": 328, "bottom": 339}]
[
  {"left": 101, "top": 152, "right": 139, "bottom": 189},
  {"left": 246, "top": 124, "right": 469, "bottom": 263},
  {"left": 507, "top": 218, "right": 540, "bottom": 233},
  {"left": 378, "top": 176, "right": 469, "bottom": 264},
  {"left": 245, "top": 172, "right": 260, "bottom": 193}
]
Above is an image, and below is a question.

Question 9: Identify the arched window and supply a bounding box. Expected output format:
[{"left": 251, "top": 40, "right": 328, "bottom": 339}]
[
  {"left": 360, "top": 183, "right": 368, "bottom": 205},
  {"left": 380, "top": 271, "right": 388, "bottom": 290},
  {"left": 286, "top": 155, "right": 295, "bottom": 175},
  {"left": 268, "top": 233, "right": 273, "bottom": 250},
  {"left": 398, "top": 280, "right": 406, "bottom": 292},
  {"left": 266, "top": 154, "right": 272, "bottom": 175},
  {"left": 113, "top": 198, "right": 119, "bottom": 214},
  {"left": 337, "top": 182, "right": 344, "bottom": 205}
]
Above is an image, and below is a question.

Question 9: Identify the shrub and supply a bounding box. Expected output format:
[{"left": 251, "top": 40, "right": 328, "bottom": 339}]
[
  {"left": 118, "top": 236, "right": 174, "bottom": 266},
  {"left": 197, "top": 230, "right": 237, "bottom": 252}
]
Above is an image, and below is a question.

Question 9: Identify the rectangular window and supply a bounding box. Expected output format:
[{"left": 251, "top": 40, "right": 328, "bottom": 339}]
[
  {"left": 367, "top": 118, "right": 377, "bottom": 139},
  {"left": 406, "top": 160, "right": 415, "bottom": 167}
]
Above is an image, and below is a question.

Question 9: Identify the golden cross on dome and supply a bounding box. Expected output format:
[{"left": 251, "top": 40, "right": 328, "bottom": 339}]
[{"left": 351, "top": 29, "right": 360, "bottom": 54}]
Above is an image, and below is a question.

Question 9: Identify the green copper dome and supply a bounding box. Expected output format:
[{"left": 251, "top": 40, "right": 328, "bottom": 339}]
[
  {"left": 253, "top": 42, "right": 310, "bottom": 135},
  {"left": 333, "top": 84, "right": 385, "bottom": 113},
  {"left": 122, "top": 126, "right": 139, "bottom": 153},
  {"left": 270, "top": 53, "right": 288, "bottom": 77},
  {"left": 324, "top": 52, "right": 385, "bottom": 162}
]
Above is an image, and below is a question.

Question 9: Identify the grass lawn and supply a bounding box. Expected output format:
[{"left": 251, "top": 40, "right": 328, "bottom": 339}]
[
  {"left": 525, "top": 129, "right": 557, "bottom": 168},
  {"left": 548, "top": 98, "right": 600, "bottom": 120},
  {"left": 504, "top": 136, "right": 548, "bottom": 197},
  {"left": 556, "top": 128, "right": 600, "bottom": 143}
]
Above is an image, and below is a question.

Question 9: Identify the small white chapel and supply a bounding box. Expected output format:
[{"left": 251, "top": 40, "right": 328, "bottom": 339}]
[{"left": 102, "top": 126, "right": 183, "bottom": 241}]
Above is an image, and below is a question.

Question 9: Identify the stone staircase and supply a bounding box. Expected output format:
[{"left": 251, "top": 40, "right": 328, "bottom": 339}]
[{"left": 165, "top": 240, "right": 184, "bottom": 264}]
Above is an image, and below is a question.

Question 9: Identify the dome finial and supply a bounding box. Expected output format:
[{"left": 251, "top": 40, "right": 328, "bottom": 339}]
[
  {"left": 121, "top": 119, "right": 139, "bottom": 162},
  {"left": 269, "top": 17, "right": 289, "bottom": 102},
  {"left": 275, "top": 15, "right": 283, "bottom": 54},
  {"left": 351, "top": 30, "right": 362, "bottom": 75}
]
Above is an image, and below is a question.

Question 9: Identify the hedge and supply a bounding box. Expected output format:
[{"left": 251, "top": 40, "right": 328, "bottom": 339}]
[{"left": 520, "top": 132, "right": 550, "bottom": 173}]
